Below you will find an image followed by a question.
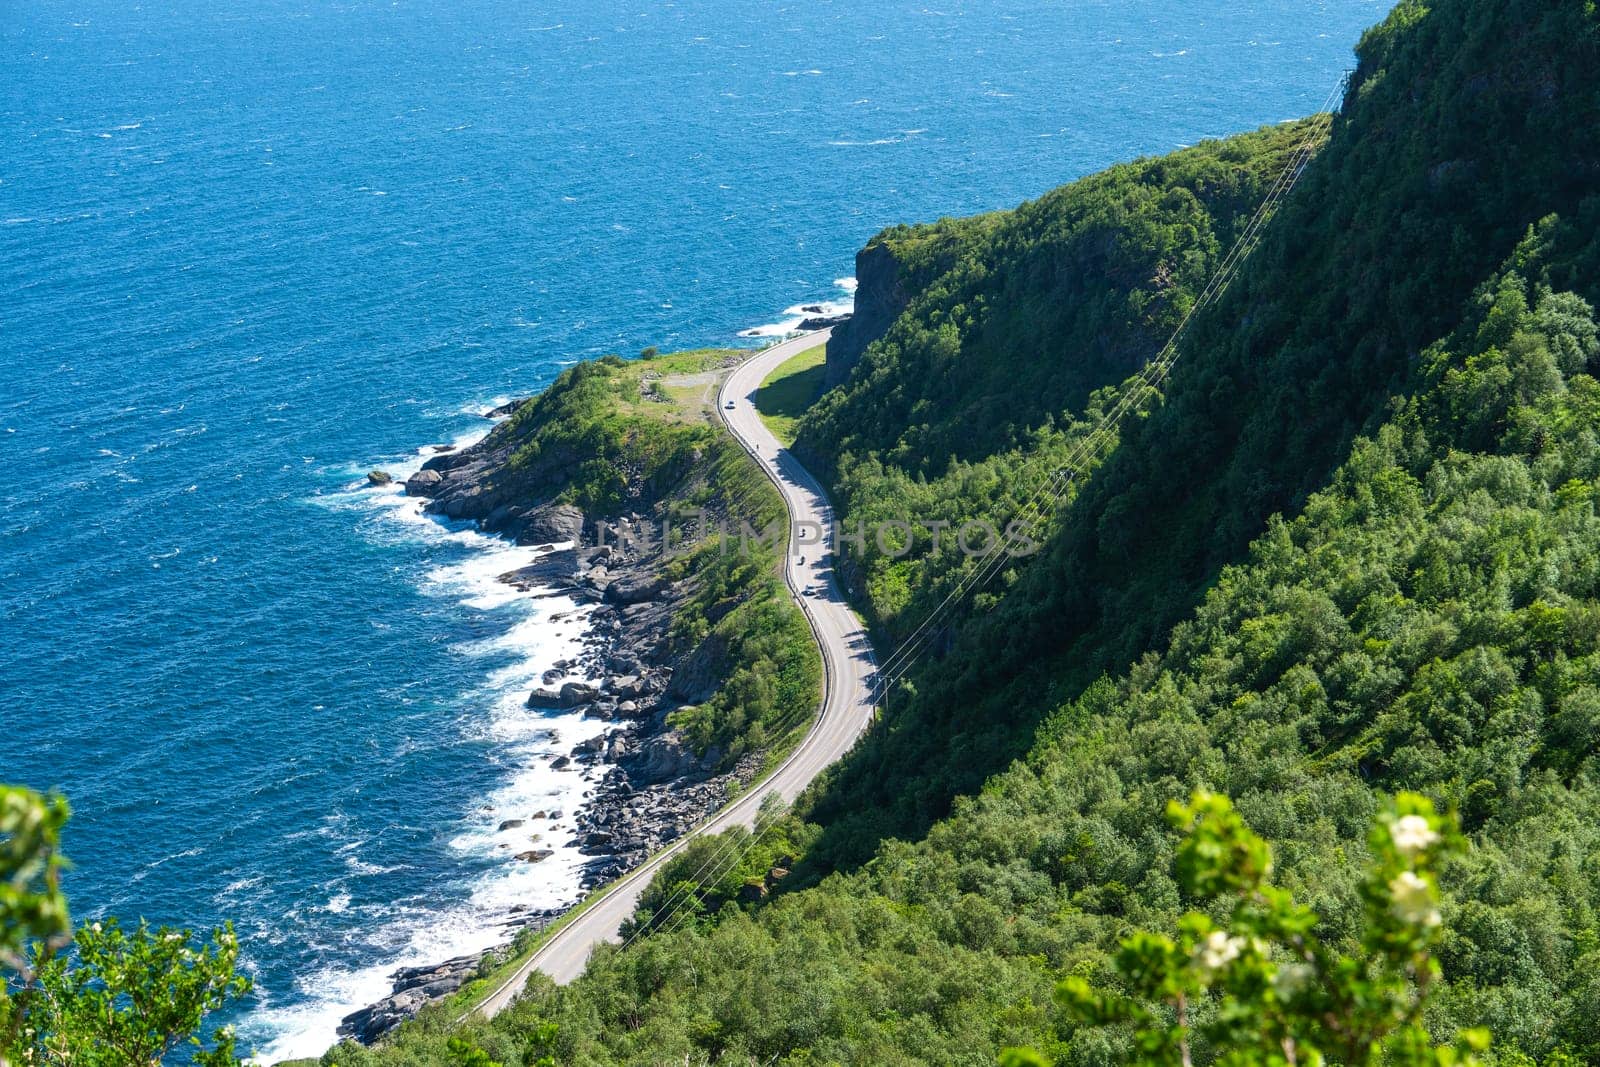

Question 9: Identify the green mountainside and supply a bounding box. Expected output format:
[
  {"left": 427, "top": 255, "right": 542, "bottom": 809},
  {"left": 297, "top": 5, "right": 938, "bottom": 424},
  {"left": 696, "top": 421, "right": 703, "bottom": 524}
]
[
  {"left": 803, "top": 0, "right": 1600, "bottom": 871},
  {"left": 10, "top": 0, "right": 1600, "bottom": 1064},
  {"left": 323, "top": 1, "right": 1600, "bottom": 1063}
]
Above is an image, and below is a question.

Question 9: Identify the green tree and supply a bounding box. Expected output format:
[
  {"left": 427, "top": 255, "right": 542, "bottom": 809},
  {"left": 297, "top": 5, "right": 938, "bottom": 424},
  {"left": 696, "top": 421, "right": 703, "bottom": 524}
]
[
  {"left": 1032, "top": 792, "right": 1488, "bottom": 1067},
  {"left": 0, "top": 785, "right": 250, "bottom": 1067},
  {"left": 0, "top": 786, "right": 71, "bottom": 1059}
]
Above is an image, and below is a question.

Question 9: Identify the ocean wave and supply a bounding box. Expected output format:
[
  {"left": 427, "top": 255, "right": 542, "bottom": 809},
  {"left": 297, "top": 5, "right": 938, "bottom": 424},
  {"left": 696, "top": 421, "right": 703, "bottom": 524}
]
[
  {"left": 738, "top": 277, "right": 857, "bottom": 338},
  {"left": 255, "top": 419, "right": 608, "bottom": 1059}
]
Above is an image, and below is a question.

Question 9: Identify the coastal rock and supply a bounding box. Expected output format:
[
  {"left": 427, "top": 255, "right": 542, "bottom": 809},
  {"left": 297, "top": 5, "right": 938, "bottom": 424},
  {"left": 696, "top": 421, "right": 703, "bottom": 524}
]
[
  {"left": 499, "top": 548, "right": 579, "bottom": 594},
  {"left": 669, "top": 634, "right": 727, "bottom": 703},
  {"left": 484, "top": 398, "right": 529, "bottom": 419},
  {"left": 338, "top": 990, "right": 428, "bottom": 1045},
  {"left": 519, "top": 502, "right": 584, "bottom": 545},
  {"left": 579, "top": 856, "right": 628, "bottom": 889},
  {"left": 367, "top": 470, "right": 393, "bottom": 486},
  {"left": 606, "top": 674, "right": 644, "bottom": 699},
  {"left": 497, "top": 819, "right": 525, "bottom": 831},
  {"left": 558, "top": 681, "right": 600, "bottom": 707},
  {"left": 514, "top": 849, "right": 554, "bottom": 863},
  {"left": 337, "top": 953, "right": 483, "bottom": 1044},
  {"left": 826, "top": 239, "right": 908, "bottom": 388},
  {"left": 527, "top": 687, "right": 563, "bottom": 708},
  {"left": 633, "top": 733, "right": 701, "bottom": 784},
  {"left": 605, "top": 574, "right": 667, "bottom": 605},
  {"left": 798, "top": 313, "right": 852, "bottom": 331},
  {"left": 405, "top": 468, "right": 443, "bottom": 495}
]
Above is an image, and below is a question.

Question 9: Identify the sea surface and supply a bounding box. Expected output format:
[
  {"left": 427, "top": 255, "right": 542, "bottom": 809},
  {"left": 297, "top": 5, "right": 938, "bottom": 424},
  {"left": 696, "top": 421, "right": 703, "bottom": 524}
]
[{"left": 1, "top": 0, "right": 1386, "bottom": 1057}]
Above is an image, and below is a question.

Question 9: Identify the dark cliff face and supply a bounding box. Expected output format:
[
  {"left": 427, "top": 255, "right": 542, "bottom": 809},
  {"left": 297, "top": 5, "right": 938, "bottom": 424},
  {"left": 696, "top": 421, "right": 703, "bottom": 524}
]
[{"left": 823, "top": 240, "right": 905, "bottom": 388}]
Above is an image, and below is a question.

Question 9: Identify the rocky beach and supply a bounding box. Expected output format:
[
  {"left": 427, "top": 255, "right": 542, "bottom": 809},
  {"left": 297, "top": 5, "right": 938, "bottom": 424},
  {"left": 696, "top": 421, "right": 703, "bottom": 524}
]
[{"left": 339, "top": 396, "right": 778, "bottom": 1044}]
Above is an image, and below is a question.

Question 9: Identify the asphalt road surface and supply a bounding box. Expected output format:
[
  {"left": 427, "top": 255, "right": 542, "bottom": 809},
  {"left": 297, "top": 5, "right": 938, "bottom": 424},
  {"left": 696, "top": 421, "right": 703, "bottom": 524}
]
[{"left": 474, "top": 329, "right": 877, "bottom": 1012}]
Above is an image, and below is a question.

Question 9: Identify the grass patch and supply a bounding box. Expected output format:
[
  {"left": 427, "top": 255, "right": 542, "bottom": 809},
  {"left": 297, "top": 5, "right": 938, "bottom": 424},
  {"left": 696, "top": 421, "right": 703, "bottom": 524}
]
[{"left": 752, "top": 342, "right": 827, "bottom": 446}]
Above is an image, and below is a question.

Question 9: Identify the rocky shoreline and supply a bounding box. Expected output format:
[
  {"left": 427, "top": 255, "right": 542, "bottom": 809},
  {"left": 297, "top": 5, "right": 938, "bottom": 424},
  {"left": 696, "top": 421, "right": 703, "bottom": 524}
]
[{"left": 338, "top": 419, "right": 769, "bottom": 1046}]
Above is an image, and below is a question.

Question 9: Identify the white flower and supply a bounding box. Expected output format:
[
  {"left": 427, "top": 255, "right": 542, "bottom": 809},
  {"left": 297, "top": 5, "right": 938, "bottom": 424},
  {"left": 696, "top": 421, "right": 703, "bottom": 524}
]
[
  {"left": 1272, "top": 961, "right": 1314, "bottom": 999},
  {"left": 89, "top": 922, "right": 101, "bottom": 934},
  {"left": 1389, "top": 814, "right": 1440, "bottom": 858},
  {"left": 1197, "top": 930, "right": 1245, "bottom": 972},
  {"left": 1389, "top": 870, "right": 1442, "bottom": 927}
]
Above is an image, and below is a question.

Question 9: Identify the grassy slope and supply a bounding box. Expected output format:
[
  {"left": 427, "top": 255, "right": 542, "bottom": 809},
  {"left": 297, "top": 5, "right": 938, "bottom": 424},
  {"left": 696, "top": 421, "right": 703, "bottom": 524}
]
[{"left": 752, "top": 342, "right": 827, "bottom": 447}]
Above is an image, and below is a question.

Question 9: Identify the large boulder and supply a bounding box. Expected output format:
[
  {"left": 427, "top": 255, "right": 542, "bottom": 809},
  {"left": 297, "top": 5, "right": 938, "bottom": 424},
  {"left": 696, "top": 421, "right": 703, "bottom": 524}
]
[
  {"left": 607, "top": 674, "right": 646, "bottom": 700},
  {"left": 605, "top": 573, "right": 667, "bottom": 605},
  {"left": 520, "top": 503, "right": 584, "bottom": 545},
  {"left": 669, "top": 634, "right": 727, "bottom": 703},
  {"left": 405, "top": 468, "right": 443, "bottom": 496},
  {"left": 558, "top": 681, "right": 599, "bottom": 707},
  {"left": 633, "top": 733, "right": 700, "bottom": 784},
  {"left": 526, "top": 688, "right": 563, "bottom": 708}
]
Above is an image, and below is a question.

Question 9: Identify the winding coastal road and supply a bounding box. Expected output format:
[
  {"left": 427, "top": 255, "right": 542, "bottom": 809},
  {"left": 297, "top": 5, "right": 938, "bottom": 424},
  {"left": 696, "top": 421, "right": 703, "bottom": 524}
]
[{"left": 474, "top": 328, "right": 877, "bottom": 1010}]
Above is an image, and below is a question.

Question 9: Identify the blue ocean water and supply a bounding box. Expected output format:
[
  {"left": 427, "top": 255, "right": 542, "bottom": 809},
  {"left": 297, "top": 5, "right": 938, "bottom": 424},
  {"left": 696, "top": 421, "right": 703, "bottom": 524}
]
[{"left": 1, "top": 0, "right": 1385, "bottom": 1057}]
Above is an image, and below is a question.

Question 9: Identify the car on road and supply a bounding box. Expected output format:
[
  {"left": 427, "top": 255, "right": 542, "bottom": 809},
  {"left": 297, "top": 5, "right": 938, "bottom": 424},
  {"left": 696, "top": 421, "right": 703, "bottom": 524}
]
[{"left": 724, "top": 401, "right": 735, "bottom": 409}]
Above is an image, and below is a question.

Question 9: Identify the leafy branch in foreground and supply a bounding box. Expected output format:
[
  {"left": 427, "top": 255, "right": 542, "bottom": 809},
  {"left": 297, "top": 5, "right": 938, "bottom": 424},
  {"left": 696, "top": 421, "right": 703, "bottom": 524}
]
[
  {"left": 0, "top": 783, "right": 250, "bottom": 1066},
  {"left": 1005, "top": 791, "right": 1487, "bottom": 1067}
]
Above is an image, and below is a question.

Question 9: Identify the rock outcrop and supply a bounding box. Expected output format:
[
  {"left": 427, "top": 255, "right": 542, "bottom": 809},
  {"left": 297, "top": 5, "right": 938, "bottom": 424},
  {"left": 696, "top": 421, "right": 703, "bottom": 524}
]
[
  {"left": 824, "top": 240, "right": 907, "bottom": 388},
  {"left": 336, "top": 954, "right": 483, "bottom": 1045}
]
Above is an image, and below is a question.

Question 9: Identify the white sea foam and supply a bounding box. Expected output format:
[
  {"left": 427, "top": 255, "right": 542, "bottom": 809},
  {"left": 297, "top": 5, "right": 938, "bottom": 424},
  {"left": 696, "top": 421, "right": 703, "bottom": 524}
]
[
  {"left": 738, "top": 276, "right": 857, "bottom": 338},
  {"left": 257, "top": 418, "right": 612, "bottom": 1062}
]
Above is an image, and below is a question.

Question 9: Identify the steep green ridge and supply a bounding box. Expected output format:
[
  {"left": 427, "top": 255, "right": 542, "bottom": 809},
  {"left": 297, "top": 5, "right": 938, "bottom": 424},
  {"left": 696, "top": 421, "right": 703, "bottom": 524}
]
[
  {"left": 799, "top": 119, "right": 1326, "bottom": 479},
  {"left": 797, "top": 121, "right": 1330, "bottom": 642},
  {"left": 805, "top": 0, "right": 1600, "bottom": 868},
  {"left": 317, "top": 1, "right": 1600, "bottom": 1063}
]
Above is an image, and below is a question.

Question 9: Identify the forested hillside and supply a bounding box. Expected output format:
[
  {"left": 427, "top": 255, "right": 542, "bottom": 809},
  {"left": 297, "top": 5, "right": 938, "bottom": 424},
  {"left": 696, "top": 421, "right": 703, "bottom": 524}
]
[
  {"left": 797, "top": 120, "right": 1327, "bottom": 640},
  {"left": 804, "top": 0, "right": 1600, "bottom": 868},
  {"left": 328, "top": 220, "right": 1600, "bottom": 1067},
  {"left": 318, "top": 0, "right": 1600, "bottom": 1063}
]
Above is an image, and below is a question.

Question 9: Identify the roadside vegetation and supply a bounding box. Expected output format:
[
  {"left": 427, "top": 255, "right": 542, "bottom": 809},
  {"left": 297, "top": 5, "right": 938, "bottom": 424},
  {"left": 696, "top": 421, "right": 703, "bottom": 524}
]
[{"left": 751, "top": 342, "right": 826, "bottom": 447}]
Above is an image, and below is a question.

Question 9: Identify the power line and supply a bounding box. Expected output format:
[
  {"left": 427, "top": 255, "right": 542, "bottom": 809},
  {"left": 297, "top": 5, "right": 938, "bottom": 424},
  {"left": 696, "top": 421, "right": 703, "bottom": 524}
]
[{"left": 505, "top": 72, "right": 1350, "bottom": 993}]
